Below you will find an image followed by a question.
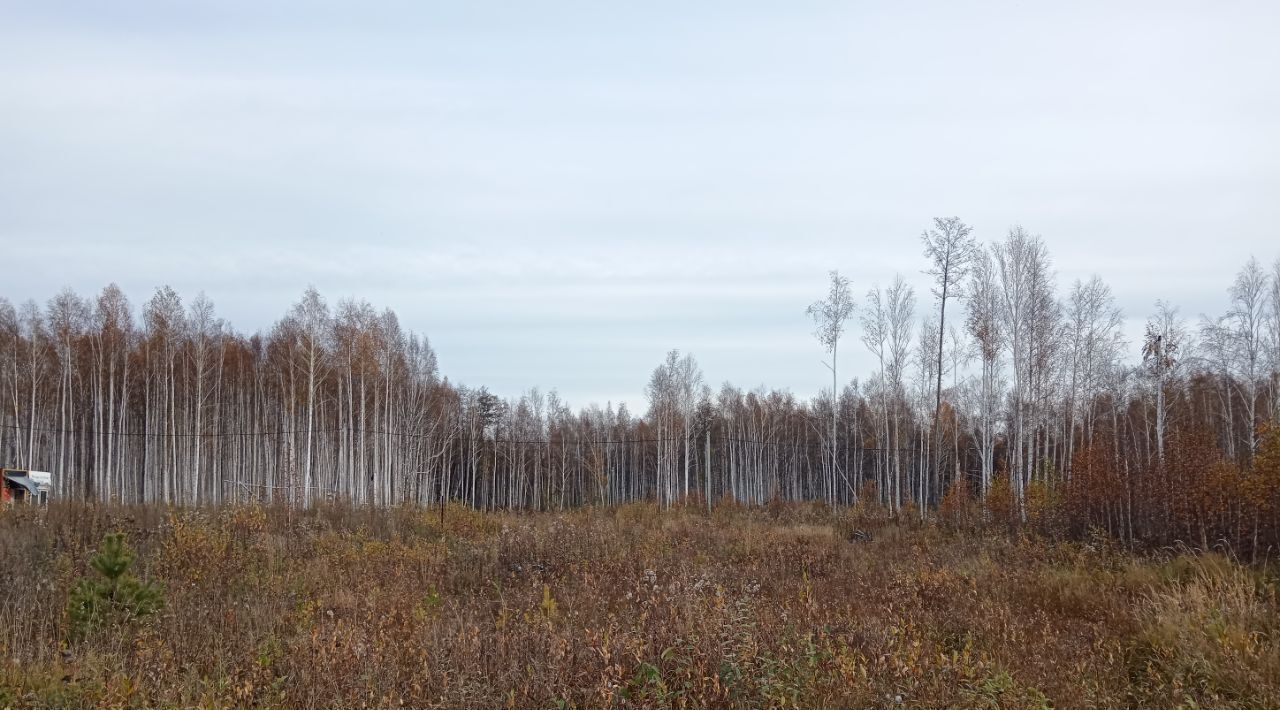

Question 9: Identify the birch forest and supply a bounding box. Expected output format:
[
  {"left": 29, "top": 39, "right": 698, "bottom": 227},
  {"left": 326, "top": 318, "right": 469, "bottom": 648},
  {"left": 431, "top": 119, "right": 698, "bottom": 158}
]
[{"left": 4, "top": 224, "right": 1280, "bottom": 554}]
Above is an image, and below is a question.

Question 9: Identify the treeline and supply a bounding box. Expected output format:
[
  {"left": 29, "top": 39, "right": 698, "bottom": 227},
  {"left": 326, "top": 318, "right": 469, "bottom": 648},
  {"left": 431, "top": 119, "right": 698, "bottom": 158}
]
[{"left": 2, "top": 224, "right": 1279, "bottom": 553}]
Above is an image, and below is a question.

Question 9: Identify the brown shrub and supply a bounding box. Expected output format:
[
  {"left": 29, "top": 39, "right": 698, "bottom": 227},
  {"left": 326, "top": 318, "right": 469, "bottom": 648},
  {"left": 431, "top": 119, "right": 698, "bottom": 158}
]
[{"left": 0, "top": 502, "right": 1276, "bottom": 707}]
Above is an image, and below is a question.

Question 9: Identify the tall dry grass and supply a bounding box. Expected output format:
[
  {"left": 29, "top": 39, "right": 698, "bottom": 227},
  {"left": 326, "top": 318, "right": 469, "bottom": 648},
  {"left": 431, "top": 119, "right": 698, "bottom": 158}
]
[{"left": 0, "top": 502, "right": 1275, "bottom": 708}]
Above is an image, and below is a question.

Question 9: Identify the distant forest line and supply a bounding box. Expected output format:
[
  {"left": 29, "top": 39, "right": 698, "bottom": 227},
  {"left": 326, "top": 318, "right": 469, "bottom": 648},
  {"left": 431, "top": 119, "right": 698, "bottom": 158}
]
[{"left": 2, "top": 221, "right": 1279, "bottom": 554}]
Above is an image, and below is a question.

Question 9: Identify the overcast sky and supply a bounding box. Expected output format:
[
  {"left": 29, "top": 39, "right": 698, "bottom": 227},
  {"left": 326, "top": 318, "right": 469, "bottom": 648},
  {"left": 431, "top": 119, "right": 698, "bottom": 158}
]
[{"left": 2, "top": 1, "right": 1278, "bottom": 410}]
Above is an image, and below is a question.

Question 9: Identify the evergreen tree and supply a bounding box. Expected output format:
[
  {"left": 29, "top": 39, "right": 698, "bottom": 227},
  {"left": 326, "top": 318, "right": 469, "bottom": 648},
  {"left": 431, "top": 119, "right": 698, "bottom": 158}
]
[{"left": 67, "top": 533, "right": 163, "bottom": 638}]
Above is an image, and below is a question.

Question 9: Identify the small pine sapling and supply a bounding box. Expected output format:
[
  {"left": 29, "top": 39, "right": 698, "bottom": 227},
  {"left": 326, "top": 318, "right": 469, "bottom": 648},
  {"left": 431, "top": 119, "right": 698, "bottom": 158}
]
[{"left": 67, "top": 532, "right": 164, "bottom": 638}]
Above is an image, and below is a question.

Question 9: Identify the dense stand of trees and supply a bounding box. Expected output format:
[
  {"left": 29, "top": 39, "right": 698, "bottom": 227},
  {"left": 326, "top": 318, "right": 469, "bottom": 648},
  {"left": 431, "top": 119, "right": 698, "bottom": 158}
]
[{"left": 2, "top": 224, "right": 1279, "bottom": 552}]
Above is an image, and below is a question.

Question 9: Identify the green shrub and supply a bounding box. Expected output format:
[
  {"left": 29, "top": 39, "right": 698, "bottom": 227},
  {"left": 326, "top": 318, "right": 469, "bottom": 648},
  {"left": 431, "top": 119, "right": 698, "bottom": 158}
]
[{"left": 67, "top": 532, "right": 163, "bottom": 639}]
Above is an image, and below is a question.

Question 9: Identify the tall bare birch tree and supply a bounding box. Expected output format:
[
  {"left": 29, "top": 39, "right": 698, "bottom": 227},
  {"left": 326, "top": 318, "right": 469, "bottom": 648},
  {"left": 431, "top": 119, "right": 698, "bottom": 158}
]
[
  {"left": 921, "top": 218, "right": 976, "bottom": 497},
  {"left": 886, "top": 276, "right": 915, "bottom": 512},
  {"left": 966, "top": 249, "right": 1002, "bottom": 496},
  {"left": 1224, "top": 257, "right": 1268, "bottom": 458},
  {"left": 861, "top": 286, "right": 890, "bottom": 504},
  {"left": 1268, "top": 257, "right": 1280, "bottom": 422},
  {"left": 290, "top": 287, "right": 330, "bottom": 507},
  {"left": 807, "top": 270, "right": 855, "bottom": 505},
  {"left": 1064, "top": 276, "right": 1123, "bottom": 477},
  {"left": 993, "top": 226, "right": 1049, "bottom": 514},
  {"left": 1144, "top": 301, "right": 1185, "bottom": 463}
]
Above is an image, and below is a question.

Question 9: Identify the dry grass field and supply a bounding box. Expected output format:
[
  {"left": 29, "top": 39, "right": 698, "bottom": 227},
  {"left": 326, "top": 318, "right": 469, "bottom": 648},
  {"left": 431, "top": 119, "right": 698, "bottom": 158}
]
[{"left": 1, "top": 502, "right": 1277, "bottom": 708}]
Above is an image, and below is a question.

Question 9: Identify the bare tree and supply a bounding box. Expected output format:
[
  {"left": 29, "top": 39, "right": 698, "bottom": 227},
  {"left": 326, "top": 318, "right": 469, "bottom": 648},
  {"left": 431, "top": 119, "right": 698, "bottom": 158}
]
[
  {"left": 1025, "top": 252, "right": 1060, "bottom": 485},
  {"left": 645, "top": 349, "right": 702, "bottom": 506},
  {"left": 0, "top": 299, "right": 18, "bottom": 469},
  {"left": 921, "top": 217, "right": 976, "bottom": 494},
  {"left": 289, "top": 287, "right": 331, "bottom": 507},
  {"left": 913, "top": 314, "right": 939, "bottom": 514},
  {"left": 1269, "top": 257, "right": 1280, "bottom": 422},
  {"left": 188, "top": 292, "right": 222, "bottom": 504},
  {"left": 1144, "top": 301, "right": 1185, "bottom": 463},
  {"left": 90, "top": 285, "right": 133, "bottom": 502},
  {"left": 965, "top": 248, "right": 1002, "bottom": 496},
  {"left": 1224, "top": 257, "right": 1268, "bottom": 457},
  {"left": 1196, "top": 259, "right": 1269, "bottom": 463},
  {"left": 645, "top": 355, "right": 675, "bottom": 506},
  {"left": 674, "top": 355, "right": 704, "bottom": 502},
  {"left": 861, "top": 286, "right": 890, "bottom": 504},
  {"left": 46, "top": 289, "right": 90, "bottom": 497},
  {"left": 806, "top": 270, "right": 855, "bottom": 505},
  {"left": 1065, "top": 276, "right": 1124, "bottom": 476},
  {"left": 1199, "top": 314, "right": 1238, "bottom": 461},
  {"left": 886, "top": 276, "right": 915, "bottom": 513},
  {"left": 993, "top": 226, "right": 1050, "bottom": 513},
  {"left": 143, "top": 286, "right": 185, "bottom": 503}
]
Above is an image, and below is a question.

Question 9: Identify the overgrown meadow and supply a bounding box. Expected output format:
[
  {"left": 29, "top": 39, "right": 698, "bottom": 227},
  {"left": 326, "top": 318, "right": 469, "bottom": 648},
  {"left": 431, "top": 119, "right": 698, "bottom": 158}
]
[{"left": 1, "top": 501, "right": 1277, "bottom": 708}]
